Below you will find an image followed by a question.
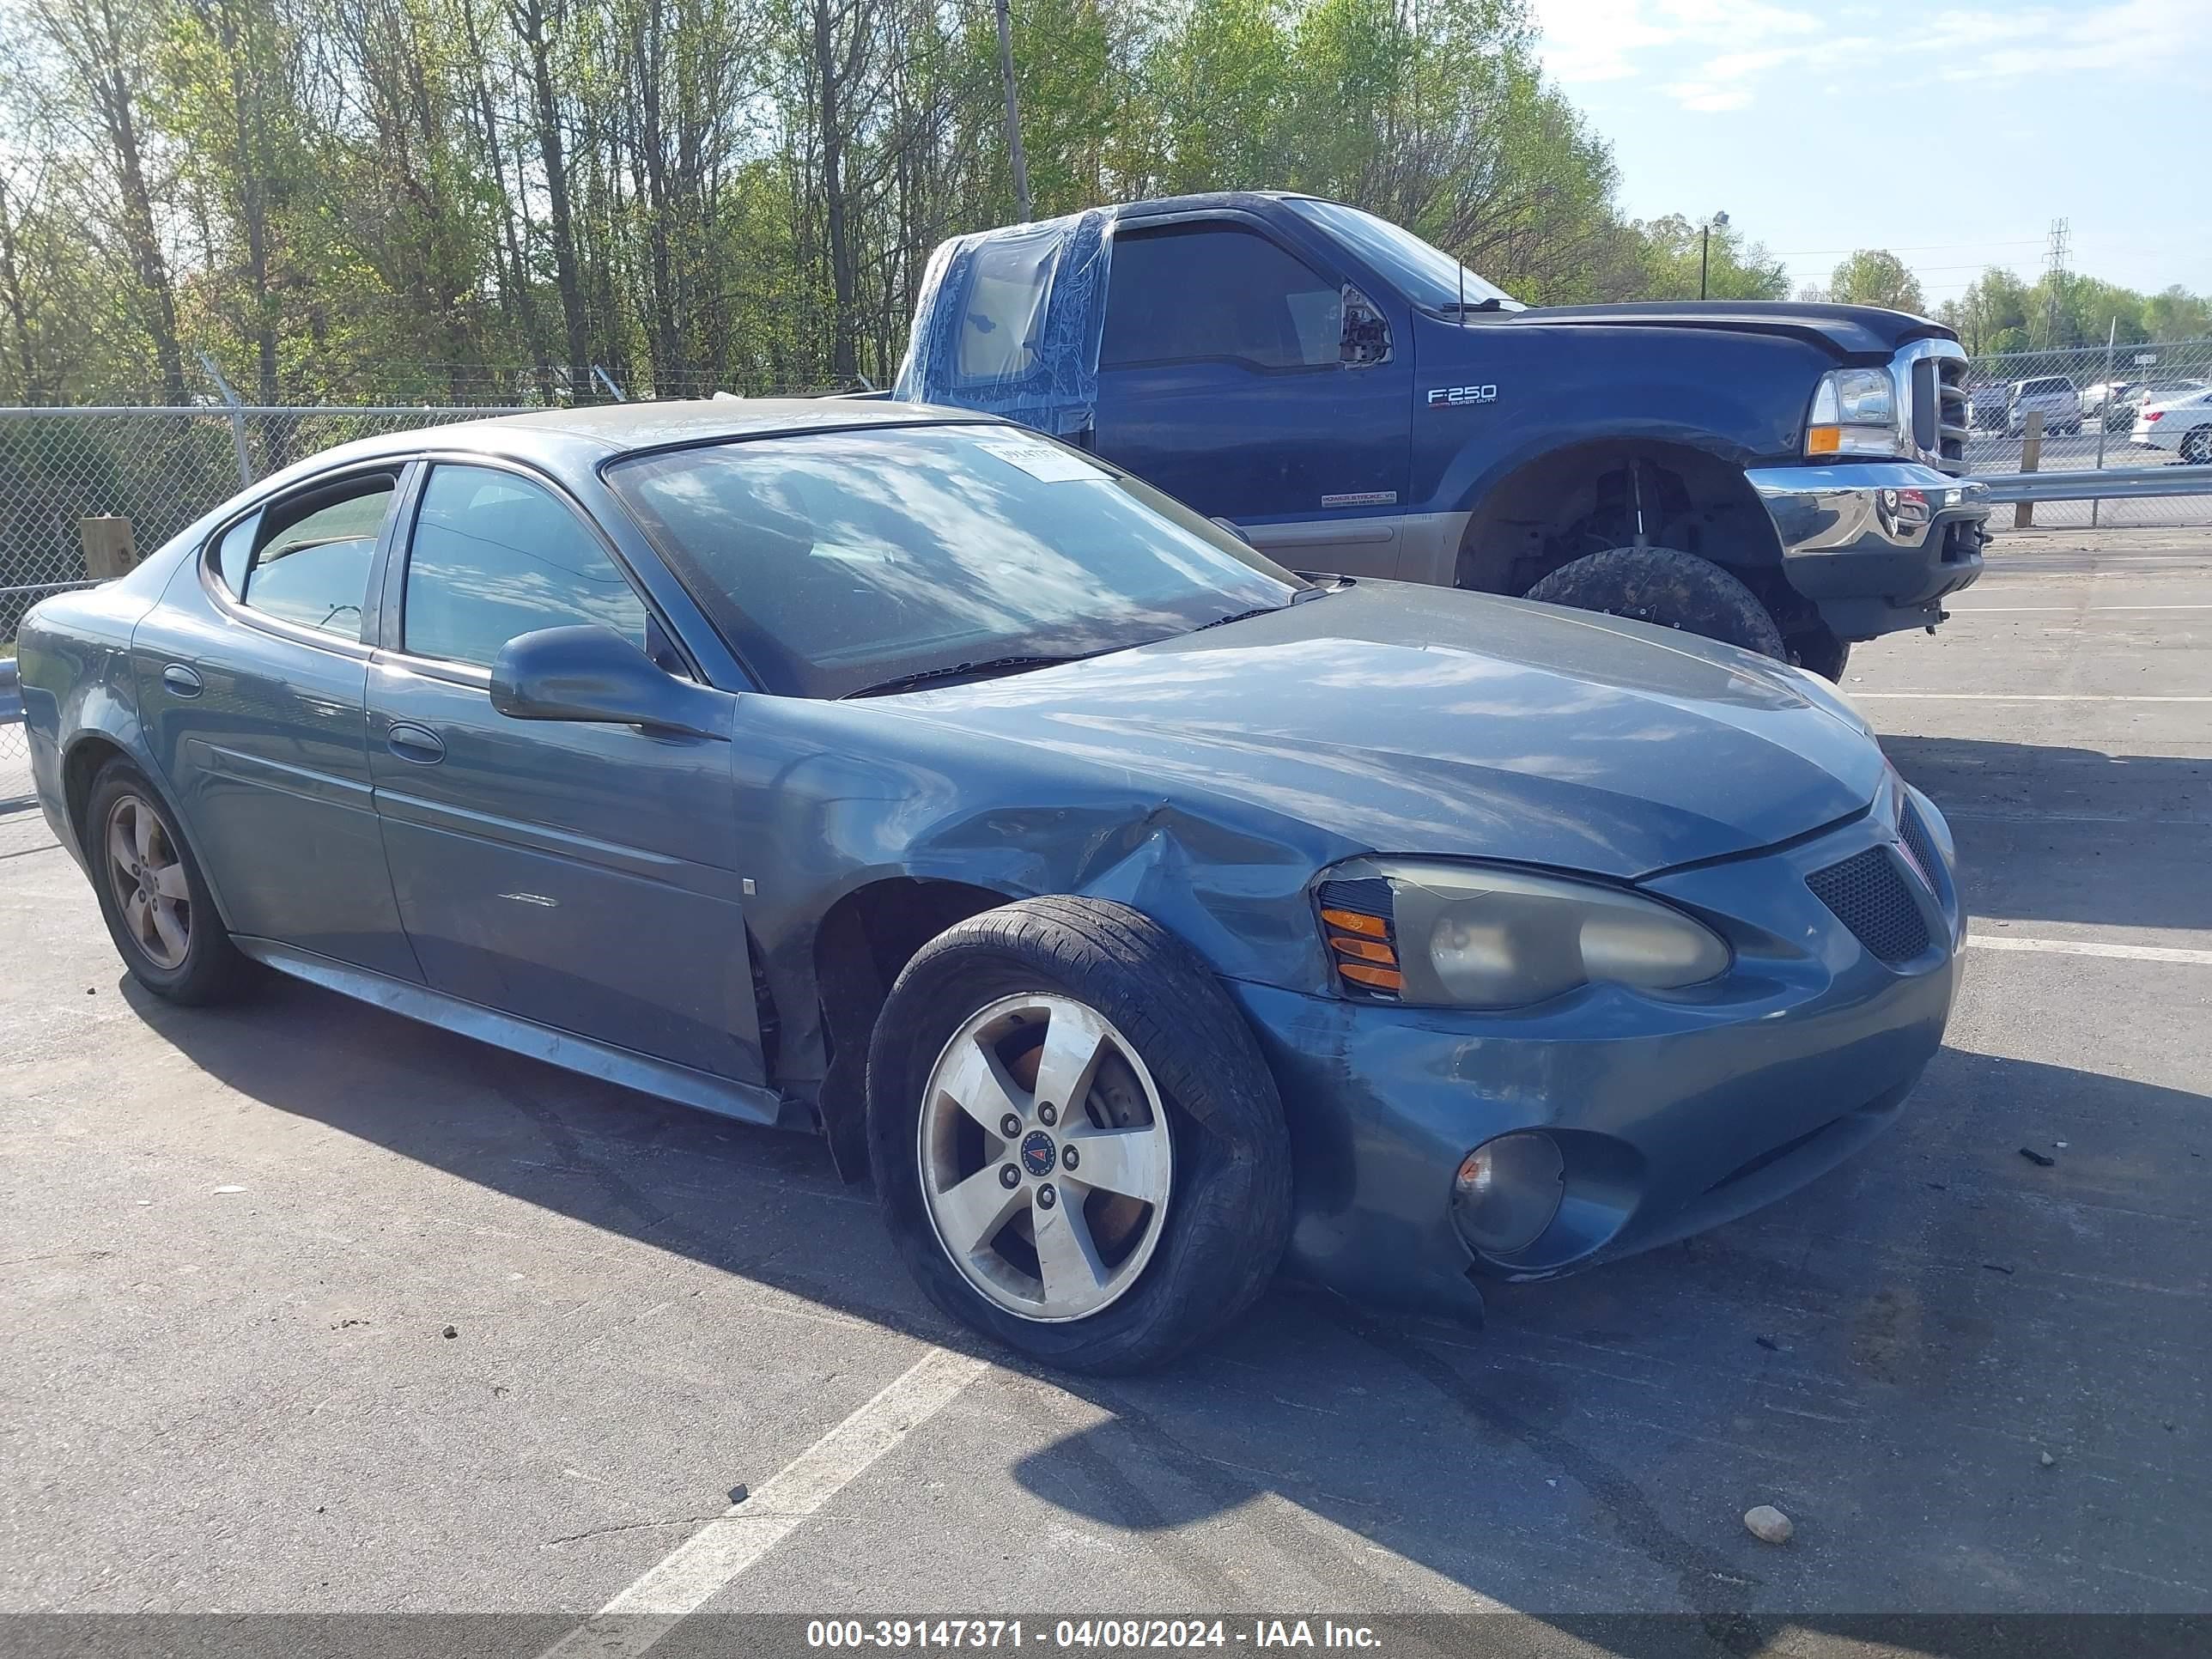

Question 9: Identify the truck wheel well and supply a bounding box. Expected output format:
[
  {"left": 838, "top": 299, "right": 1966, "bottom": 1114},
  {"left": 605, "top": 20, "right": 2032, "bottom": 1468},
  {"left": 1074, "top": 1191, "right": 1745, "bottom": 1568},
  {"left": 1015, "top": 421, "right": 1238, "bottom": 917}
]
[
  {"left": 811, "top": 877, "right": 1014, "bottom": 1181},
  {"left": 1455, "top": 441, "right": 1791, "bottom": 611}
]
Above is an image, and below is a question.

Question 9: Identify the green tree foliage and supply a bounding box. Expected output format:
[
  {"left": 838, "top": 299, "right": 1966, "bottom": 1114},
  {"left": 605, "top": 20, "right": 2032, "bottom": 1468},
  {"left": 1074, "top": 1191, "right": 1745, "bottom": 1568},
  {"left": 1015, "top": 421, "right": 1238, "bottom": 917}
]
[
  {"left": 1937, "top": 267, "right": 2209, "bottom": 356},
  {"left": 1829, "top": 249, "right": 1926, "bottom": 315},
  {"left": 1633, "top": 215, "right": 1788, "bottom": 301},
  {"left": 6, "top": 0, "right": 2197, "bottom": 405}
]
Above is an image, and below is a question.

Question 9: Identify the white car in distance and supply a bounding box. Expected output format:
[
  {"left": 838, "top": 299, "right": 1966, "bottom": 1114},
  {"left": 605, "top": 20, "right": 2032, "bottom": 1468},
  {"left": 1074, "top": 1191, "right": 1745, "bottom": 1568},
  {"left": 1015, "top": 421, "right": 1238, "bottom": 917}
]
[{"left": 2132, "top": 387, "right": 2212, "bottom": 465}]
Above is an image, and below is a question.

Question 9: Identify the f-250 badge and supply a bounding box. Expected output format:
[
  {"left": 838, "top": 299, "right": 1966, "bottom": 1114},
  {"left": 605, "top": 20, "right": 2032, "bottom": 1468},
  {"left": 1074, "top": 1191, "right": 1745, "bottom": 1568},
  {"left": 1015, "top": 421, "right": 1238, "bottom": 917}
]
[{"left": 1427, "top": 384, "right": 1498, "bottom": 406}]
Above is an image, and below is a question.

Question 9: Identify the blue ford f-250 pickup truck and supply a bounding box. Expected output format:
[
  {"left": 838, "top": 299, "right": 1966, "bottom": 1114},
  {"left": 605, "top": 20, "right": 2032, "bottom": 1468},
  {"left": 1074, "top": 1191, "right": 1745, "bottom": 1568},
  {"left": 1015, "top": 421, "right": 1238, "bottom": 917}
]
[{"left": 894, "top": 191, "right": 1989, "bottom": 678}]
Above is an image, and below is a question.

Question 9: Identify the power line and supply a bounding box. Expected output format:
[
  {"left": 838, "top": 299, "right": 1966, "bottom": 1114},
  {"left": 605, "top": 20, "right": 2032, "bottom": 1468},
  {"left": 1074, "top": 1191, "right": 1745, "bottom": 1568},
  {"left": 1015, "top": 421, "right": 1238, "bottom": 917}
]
[{"left": 1770, "top": 239, "right": 2046, "bottom": 257}]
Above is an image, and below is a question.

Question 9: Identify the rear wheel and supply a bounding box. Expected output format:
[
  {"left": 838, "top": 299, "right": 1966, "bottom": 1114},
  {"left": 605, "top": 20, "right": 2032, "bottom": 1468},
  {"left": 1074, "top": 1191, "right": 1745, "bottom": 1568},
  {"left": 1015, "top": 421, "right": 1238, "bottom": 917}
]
[
  {"left": 2181, "top": 426, "right": 2212, "bottom": 465},
  {"left": 84, "top": 760, "right": 253, "bottom": 1005},
  {"left": 1524, "top": 546, "right": 1787, "bottom": 659},
  {"left": 867, "top": 897, "right": 1291, "bottom": 1373}
]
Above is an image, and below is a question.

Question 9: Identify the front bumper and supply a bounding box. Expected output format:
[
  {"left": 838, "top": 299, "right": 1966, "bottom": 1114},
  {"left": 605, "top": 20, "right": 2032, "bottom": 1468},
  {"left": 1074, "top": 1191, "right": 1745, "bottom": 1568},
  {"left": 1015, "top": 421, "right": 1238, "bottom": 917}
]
[
  {"left": 1231, "top": 787, "right": 1965, "bottom": 1323},
  {"left": 1746, "top": 461, "right": 1989, "bottom": 641}
]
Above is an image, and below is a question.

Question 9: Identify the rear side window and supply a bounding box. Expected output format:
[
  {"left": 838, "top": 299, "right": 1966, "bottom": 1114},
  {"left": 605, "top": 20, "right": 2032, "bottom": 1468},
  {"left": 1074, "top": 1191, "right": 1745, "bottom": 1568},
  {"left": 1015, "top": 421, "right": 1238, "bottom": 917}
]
[
  {"left": 1102, "top": 227, "right": 1340, "bottom": 371},
  {"left": 957, "top": 227, "right": 1060, "bottom": 382},
  {"left": 401, "top": 465, "right": 649, "bottom": 669},
  {"left": 232, "top": 477, "right": 395, "bottom": 638}
]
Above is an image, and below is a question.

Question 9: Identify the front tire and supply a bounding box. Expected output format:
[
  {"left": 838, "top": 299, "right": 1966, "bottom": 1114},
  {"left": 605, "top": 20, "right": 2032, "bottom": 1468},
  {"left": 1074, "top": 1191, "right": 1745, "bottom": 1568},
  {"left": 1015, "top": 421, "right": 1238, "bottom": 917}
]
[
  {"left": 1523, "top": 546, "right": 1788, "bottom": 659},
  {"left": 866, "top": 897, "right": 1291, "bottom": 1373},
  {"left": 1788, "top": 626, "right": 1852, "bottom": 683},
  {"left": 83, "top": 760, "right": 253, "bottom": 1005}
]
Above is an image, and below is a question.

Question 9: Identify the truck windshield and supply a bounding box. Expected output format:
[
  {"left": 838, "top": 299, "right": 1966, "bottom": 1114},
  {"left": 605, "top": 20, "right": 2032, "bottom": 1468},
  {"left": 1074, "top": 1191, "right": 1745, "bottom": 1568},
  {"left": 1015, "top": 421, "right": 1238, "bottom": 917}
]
[
  {"left": 605, "top": 424, "right": 1307, "bottom": 700},
  {"left": 1287, "top": 199, "right": 1524, "bottom": 316}
]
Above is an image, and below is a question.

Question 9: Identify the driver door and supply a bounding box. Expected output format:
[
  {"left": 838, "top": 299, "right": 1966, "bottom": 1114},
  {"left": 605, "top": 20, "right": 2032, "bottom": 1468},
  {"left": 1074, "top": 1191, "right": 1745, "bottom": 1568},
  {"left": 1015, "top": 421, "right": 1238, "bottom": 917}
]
[
  {"left": 365, "top": 460, "right": 767, "bottom": 1091},
  {"left": 1091, "top": 219, "right": 1412, "bottom": 576}
]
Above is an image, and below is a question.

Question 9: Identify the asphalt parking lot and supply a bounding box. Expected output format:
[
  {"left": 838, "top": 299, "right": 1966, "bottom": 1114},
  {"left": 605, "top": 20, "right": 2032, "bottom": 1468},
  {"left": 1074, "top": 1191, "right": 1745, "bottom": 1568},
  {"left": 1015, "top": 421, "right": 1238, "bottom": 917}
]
[{"left": 3, "top": 527, "right": 2208, "bottom": 1653}]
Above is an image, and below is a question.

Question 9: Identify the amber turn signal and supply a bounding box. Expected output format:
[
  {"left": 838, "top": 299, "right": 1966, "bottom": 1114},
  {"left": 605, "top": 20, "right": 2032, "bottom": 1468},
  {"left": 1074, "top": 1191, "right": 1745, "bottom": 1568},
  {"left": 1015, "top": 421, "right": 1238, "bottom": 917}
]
[{"left": 1321, "top": 907, "right": 1389, "bottom": 939}]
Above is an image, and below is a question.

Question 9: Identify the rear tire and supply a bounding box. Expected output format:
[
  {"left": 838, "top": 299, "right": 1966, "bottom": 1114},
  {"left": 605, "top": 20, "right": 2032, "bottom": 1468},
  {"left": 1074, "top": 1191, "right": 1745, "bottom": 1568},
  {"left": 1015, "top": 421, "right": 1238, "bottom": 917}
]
[
  {"left": 866, "top": 896, "right": 1291, "bottom": 1373},
  {"left": 2181, "top": 427, "right": 2212, "bottom": 465},
  {"left": 83, "top": 759, "right": 254, "bottom": 1006},
  {"left": 1524, "top": 546, "right": 1788, "bottom": 660}
]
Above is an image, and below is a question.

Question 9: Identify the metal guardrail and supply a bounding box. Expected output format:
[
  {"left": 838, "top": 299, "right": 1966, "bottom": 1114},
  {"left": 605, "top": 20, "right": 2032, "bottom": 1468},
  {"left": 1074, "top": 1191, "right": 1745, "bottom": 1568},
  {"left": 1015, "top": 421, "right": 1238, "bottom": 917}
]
[{"left": 1967, "top": 464, "right": 2212, "bottom": 505}]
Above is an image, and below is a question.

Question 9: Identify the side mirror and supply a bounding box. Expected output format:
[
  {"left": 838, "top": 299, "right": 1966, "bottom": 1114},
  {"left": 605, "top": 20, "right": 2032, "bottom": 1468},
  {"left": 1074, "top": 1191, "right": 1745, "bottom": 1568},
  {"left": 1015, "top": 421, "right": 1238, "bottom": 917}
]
[
  {"left": 1209, "top": 515, "right": 1255, "bottom": 546},
  {"left": 489, "top": 625, "right": 731, "bottom": 740},
  {"left": 1340, "top": 283, "right": 1393, "bottom": 368}
]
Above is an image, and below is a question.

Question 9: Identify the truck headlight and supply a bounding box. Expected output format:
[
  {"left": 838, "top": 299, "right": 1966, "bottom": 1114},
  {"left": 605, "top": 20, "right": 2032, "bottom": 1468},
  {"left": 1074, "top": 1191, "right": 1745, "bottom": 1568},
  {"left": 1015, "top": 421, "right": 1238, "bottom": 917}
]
[
  {"left": 1806, "top": 367, "right": 1903, "bottom": 458},
  {"left": 1317, "top": 859, "right": 1730, "bottom": 1008}
]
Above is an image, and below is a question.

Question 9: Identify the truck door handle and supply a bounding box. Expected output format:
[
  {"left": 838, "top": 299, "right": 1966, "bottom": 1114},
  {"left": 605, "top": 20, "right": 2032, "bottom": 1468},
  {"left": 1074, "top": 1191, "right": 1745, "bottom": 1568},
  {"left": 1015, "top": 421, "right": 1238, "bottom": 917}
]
[
  {"left": 161, "top": 664, "right": 203, "bottom": 697},
  {"left": 386, "top": 722, "right": 446, "bottom": 765}
]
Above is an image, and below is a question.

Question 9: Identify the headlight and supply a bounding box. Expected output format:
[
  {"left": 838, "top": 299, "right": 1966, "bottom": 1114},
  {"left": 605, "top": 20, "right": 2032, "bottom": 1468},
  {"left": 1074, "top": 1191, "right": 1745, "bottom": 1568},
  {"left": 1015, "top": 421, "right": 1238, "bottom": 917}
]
[
  {"left": 1806, "top": 367, "right": 1903, "bottom": 458},
  {"left": 1317, "top": 859, "right": 1731, "bottom": 1008}
]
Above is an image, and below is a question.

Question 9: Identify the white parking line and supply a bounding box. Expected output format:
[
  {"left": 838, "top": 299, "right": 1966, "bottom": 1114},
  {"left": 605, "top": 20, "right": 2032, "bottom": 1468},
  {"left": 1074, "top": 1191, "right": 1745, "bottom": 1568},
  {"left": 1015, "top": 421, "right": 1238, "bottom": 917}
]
[
  {"left": 1950, "top": 605, "right": 2212, "bottom": 612},
  {"left": 1968, "top": 935, "right": 2212, "bottom": 966},
  {"left": 537, "top": 1346, "right": 988, "bottom": 1659},
  {"left": 1850, "top": 693, "right": 2212, "bottom": 702}
]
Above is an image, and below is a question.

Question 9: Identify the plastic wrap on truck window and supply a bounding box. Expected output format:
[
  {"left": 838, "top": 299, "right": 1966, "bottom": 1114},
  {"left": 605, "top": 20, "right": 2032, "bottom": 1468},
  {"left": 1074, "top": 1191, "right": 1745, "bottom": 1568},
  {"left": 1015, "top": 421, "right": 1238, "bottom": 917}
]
[{"left": 893, "top": 209, "right": 1113, "bottom": 441}]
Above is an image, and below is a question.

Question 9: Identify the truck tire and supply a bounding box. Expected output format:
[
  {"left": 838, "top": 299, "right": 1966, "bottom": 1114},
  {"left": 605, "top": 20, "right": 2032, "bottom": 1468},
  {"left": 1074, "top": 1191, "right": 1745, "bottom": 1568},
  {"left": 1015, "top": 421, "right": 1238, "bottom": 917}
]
[
  {"left": 1524, "top": 547, "right": 1787, "bottom": 660},
  {"left": 1787, "top": 626, "right": 1851, "bottom": 683},
  {"left": 866, "top": 896, "right": 1291, "bottom": 1373}
]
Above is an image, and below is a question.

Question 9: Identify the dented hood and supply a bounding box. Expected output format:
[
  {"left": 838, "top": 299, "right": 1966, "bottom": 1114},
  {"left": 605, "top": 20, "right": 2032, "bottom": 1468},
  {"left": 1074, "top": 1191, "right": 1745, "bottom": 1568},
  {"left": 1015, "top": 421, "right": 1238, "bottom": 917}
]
[{"left": 876, "top": 581, "right": 1885, "bottom": 880}]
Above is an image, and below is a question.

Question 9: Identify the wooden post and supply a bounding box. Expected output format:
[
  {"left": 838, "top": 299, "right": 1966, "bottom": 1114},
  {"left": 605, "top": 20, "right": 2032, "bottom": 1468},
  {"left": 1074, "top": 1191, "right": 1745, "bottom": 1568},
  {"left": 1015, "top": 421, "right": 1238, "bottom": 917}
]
[
  {"left": 80, "top": 517, "right": 138, "bottom": 580},
  {"left": 2014, "top": 410, "right": 2043, "bottom": 530}
]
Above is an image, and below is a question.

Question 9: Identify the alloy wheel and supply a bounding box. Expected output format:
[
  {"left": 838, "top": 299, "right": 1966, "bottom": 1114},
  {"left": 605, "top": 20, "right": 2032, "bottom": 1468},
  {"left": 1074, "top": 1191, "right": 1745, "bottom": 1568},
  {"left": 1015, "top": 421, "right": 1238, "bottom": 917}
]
[
  {"left": 917, "top": 993, "right": 1174, "bottom": 1322},
  {"left": 104, "top": 794, "right": 191, "bottom": 970}
]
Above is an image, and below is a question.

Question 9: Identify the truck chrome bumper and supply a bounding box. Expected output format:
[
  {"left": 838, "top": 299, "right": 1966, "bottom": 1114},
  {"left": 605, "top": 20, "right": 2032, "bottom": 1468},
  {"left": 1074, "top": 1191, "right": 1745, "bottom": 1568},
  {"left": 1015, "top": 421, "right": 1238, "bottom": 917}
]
[{"left": 1745, "top": 461, "right": 1989, "bottom": 641}]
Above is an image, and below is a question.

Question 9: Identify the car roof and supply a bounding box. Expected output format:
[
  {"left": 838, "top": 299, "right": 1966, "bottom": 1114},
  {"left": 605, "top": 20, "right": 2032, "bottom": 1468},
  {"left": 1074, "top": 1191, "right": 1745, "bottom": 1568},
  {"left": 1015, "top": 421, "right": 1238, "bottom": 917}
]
[
  {"left": 477, "top": 397, "right": 982, "bottom": 449},
  {"left": 251, "top": 398, "right": 996, "bottom": 495}
]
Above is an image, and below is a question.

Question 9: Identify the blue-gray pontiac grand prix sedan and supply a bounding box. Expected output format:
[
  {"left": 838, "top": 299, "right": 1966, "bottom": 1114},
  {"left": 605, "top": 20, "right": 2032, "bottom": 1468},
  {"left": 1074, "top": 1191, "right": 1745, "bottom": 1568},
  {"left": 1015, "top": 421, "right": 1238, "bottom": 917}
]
[{"left": 17, "top": 401, "right": 1963, "bottom": 1371}]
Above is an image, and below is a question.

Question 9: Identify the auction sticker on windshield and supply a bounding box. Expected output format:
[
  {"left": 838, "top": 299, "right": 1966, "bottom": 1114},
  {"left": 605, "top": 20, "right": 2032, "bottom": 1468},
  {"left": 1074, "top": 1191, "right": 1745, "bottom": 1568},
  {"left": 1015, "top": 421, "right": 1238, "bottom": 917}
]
[{"left": 970, "top": 434, "right": 1109, "bottom": 483}]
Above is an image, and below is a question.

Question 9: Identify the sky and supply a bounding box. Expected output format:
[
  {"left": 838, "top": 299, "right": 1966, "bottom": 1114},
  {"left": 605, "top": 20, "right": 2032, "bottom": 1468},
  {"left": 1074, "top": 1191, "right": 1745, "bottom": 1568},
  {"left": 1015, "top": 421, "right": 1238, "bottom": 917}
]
[{"left": 1530, "top": 0, "right": 2212, "bottom": 308}]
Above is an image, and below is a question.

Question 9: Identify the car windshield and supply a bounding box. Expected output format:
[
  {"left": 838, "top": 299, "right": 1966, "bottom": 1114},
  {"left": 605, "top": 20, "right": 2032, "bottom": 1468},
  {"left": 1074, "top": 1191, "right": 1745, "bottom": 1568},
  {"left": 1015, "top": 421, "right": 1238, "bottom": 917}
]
[
  {"left": 605, "top": 423, "right": 1307, "bottom": 698},
  {"left": 1286, "top": 198, "right": 1524, "bottom": 315}
]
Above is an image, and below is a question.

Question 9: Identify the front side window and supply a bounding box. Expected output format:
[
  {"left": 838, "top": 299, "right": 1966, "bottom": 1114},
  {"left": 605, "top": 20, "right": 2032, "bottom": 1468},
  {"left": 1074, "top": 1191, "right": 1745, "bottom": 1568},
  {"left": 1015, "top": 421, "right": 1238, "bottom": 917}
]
[
  {"left": 403, "top": 465, "right": 649, "bottom": 669},
  {"left": 605, "top": 424, "right": 1304, "bottom": 700},
  {"left": 1101, "top": 227, "right": 1341, "bottom": 371},
  {"left": 234, "top": 478, "right": 394, "bottom": 638},
  {"left": 1285, "top": 198, "right": 1523, "bottom": 316}
]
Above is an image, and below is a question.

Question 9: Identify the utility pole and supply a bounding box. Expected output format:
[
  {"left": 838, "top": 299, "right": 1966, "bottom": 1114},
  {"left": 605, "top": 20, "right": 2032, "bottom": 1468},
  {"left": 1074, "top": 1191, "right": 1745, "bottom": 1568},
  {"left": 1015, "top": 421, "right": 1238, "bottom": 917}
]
[
  {"left": 1698, "top": 210, "right": 1729, "bottom": 300},
  {"left": 994, "top": 0, "right": 1032, "bottom": 223},
  {"left": 2042, "top": 217, "right": 2069, "bottom": 347}
]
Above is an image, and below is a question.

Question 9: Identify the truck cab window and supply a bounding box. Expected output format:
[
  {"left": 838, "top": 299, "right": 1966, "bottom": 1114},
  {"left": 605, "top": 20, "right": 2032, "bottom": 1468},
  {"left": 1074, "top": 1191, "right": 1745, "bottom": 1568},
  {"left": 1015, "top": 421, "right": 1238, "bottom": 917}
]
[{"left": 1102, "top": 227, "right": 1340, "bottom": 371}]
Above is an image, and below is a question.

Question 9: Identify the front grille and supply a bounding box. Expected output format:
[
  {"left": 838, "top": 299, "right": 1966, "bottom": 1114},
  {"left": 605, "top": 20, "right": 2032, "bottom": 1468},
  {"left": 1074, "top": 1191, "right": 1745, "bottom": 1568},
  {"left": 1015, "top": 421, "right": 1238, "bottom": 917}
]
[
  {"left": 1806, "top": 846, "right": 1930, "bottom": 964},
  {"left": 1936, "top": 355, "right": 1970, "bottom": 472},
  {"left": 1897, "top": 801, "right": 1941, "bottom": 890}
]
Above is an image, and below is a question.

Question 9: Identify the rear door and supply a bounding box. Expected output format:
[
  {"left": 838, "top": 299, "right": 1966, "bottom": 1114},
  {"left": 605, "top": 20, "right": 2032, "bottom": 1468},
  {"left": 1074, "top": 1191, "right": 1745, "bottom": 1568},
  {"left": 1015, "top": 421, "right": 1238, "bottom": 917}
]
[
  {"left": 365, "top": 460, "right": 768, "bottom": 1090},
  {"left": 1091, "top": 218, "right": 1411, "bottom": 576},
  {"left": 134, "top": 465, "right": 420, "bottom": 980}
]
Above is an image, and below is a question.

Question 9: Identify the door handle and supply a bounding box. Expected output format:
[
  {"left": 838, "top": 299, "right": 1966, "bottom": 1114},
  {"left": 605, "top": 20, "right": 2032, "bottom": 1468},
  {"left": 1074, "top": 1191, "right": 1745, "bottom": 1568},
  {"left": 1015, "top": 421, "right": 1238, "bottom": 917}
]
[
  {"left": 161, "top": 664, "right": 203, "bottom": 697},
  {"left": 386, "top": 721, "right": 446, "bottom": 765}
]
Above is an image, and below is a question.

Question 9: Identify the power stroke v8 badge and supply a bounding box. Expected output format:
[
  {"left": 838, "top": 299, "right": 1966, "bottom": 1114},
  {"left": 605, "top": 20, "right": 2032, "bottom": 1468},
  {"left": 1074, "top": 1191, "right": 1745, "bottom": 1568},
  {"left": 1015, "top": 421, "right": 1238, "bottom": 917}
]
[{"left": 1427, "top": 384, "right": 1498, "bottom": 407}]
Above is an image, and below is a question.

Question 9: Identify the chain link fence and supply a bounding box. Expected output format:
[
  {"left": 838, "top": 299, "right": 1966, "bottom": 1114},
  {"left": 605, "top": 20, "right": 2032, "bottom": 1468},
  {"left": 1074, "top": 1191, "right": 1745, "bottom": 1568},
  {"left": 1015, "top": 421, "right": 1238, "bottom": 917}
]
[
  {"left": 1960, "top": 336, "right": 2212, "bottom": 528},
  {"left": 1, "top": 399, "right": 533, "bottom": 787}
]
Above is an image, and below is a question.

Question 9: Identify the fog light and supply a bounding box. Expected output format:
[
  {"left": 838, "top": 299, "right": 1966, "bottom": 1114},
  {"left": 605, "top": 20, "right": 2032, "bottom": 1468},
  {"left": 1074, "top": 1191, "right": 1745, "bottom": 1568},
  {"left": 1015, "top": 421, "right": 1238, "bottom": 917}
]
[{"left": 1452, "top": 1133, "right": 1566, "bottom": 1255}]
